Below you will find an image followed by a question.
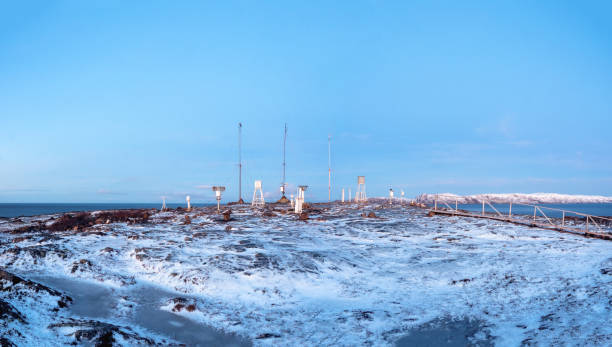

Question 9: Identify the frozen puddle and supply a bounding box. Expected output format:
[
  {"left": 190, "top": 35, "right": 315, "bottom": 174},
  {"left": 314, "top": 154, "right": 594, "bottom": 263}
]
[
  {"left": 396, "top": 317, "right": 493, "bottom": 346},
  {"left": 31, "top": 276, "right": 251, "bottom": 346}
]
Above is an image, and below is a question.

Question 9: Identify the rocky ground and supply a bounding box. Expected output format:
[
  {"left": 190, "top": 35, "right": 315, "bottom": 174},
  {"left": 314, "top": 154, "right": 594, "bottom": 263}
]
[{"left": 0, "top": 202, "right": 610, "bottom": 346}]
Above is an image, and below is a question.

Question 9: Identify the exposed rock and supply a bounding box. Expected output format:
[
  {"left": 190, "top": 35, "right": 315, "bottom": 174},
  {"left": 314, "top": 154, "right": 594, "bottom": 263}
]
[
  {"left": 256, "top": 333, "right": 281, "bottom": 339},
  {"left": 168, "top": 297, "right": 197, "bottom": 313},
  {"left": 3, "top": 245, "right": 70, "bottom": 263},
  {"left": 48, "top": 212, "right": 93, "bottom": 232},
  {"left": 222, "top": 210, "right": 232, "bottom": 222},
  {"left": 0, "top": 337, "right": 17, "bottom": 347},
  {"left": 262, "top": 210, "right": 276, "bottom": 217},
  {"left": 48, "top": 319, "right": 155, "bottom": 346},
  {"left": 99, "top": 247, "right": 117, "bottom": 254},
  {"left": 11, "top": 236, "right": 31, "bottom": 243},
  {"left": 450, "top": 278, "right": 473, "bottom": 285},
  {"left": 251, "top": 253, "right": 279, "bottom": 270},
  {"left": 0, "top": 299, "right": 26, "bottom": 324},
  {"left": 184, "top": 215, "right": 191, "bottom": 225},
  {"left": 299, "top": 212, "right": 309, "bottom": 221},
  {"left": 71, "top": 259, "right": 93, "bottom": 274},
  {"left": 8, "top": 223, "right": 43, "bottom": 234},
  {"left": 0, "top": 269, "right": 71, "bottom": 304}
]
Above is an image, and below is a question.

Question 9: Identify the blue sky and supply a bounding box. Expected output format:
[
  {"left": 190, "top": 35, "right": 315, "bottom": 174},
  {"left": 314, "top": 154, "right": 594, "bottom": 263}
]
[{"left": 1, "top": 1, "right": 611, "bottom": 203}]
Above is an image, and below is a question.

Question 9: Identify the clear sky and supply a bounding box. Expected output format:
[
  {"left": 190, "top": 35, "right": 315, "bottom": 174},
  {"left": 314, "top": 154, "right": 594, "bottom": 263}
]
[{"left": 1, "top": 1, "right": 611, "bottom": 203}]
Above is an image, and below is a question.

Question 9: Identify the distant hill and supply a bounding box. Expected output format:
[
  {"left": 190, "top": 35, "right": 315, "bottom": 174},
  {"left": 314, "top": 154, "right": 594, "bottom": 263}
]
[{"left": 415, "top": 193, "right": 612, "bottom": 204}]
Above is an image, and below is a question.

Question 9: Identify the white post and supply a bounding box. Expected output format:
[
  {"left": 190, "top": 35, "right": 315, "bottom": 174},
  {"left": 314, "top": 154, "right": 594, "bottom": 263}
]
[
  {"left": 562, "top": 211, "right": 565, "bottom": 226},
  {"left": 533, "top": 206, "right": 536, "bottom": 222},
  {"left": 482, "top": 200, "right": 485, "bottom": 216},
  {"left": 348, "top": 188, "right": 351, "bottom": 203},
  {"left": 434, "top": 197, "right": 437, "bottom": 211},
  {"left": 455, "top": 199, "right": 458, "bottom": 212},
  {"left": 186, "top": 195, "right": 191, "bottom": 211},
  {"left": 341, "top": 188, "right": 345, "bottom": 203},
  {"left": 509, "top": 202, "right": 512, "bottom": 218}
]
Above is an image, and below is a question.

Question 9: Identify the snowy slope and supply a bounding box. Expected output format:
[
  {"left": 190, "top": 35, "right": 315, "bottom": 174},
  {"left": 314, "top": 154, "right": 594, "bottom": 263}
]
[
  {"left": 416, "top": 192, "right": 612, "bottom": 204},
  {"left": 0, "top": 204, "right": 611, "bottom": 346}
]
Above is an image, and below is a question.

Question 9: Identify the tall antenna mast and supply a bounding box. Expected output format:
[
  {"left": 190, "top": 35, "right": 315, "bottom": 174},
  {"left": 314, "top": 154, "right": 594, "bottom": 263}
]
[
  {"left": 283, "top": 123, "right": 287, "bottom": 190},
  {"left": 277, "top": 123, "right": 289, "bottom": 203},
  {"left": 328, "top": 134, "right": 331, "bottom": 202},
  {"left": 237, "top": 123, "right": 244, "bottom": 204}
]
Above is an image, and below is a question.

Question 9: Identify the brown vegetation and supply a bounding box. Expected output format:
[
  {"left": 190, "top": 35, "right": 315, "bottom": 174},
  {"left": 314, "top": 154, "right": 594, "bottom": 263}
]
[{"left": 47, "top": 210, "right": 150, "bottom": 232}]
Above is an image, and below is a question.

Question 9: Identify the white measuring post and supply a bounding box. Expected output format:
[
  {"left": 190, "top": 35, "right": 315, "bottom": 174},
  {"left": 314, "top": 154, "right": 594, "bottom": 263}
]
[
  {"left": 295, "top": 185, "right": 308, "bottom": 213},
  {"left": 348, "top": 188, "right": 352, "bottom": 203},
  {"left": 252, "top": 180, "right": 265, "bottom": 208},
  {"left": 357, "top": 176, "right": 366, "bottom": 203},
  {"left": 562, "top": 211, "right": 565, "bottom": 226},
  {"left": 161, "top": 196, "right": 167, "bottom": 211},
  {"left": 341, "top": 188, "right": 345, "bottom": 203},
  {"left": 389, "top": 188, "right": 394, "bottom": 204},
  {"left": 533, "top": 206, "right": 537, "bottom": 222},
  {"left": 509, "top": 202, "right": 512, "bottom": 218},
  {"left": 212, "top": 186, "right": 226, "bottom": 213},
  {"left": 482, "top": 200, "right": 485, "bottom": 216},
  {"left": 186, "top": 195, "right": 191, "bottom": 211}
]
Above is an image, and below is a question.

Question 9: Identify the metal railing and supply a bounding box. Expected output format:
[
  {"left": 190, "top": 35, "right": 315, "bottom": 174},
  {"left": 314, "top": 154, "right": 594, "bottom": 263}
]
[{"left": 431, "top": 196, "right": 612, "bottom": 237}]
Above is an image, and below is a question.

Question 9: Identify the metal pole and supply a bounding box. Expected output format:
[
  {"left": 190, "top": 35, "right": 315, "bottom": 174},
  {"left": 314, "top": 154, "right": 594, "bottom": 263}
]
[
  {"left": 455, "top": 199, "right": 458, "bottom": 212},
  {"left": 482, "top": 200, "right": 485, "bottom": 216},
  {"left": 328, "top": 135, "right": 331, "bottom": 202},
  {"left": 282, "top": 123, "right": 287, "bottom": 194},
  {"left": 533, "top": 206, "right": 536, "bottom": 222},
  {"left": 238, "top": 123, "right": 242, "bottom": 202},
  {"left": 509, "top": 202, "right": 512, "bottom": 218},
  {"left": 434, "top": 197, "right": 437, "bottom": 211},
  {"left": 586, "top": 216, "right": 589, "bottom": 233}
]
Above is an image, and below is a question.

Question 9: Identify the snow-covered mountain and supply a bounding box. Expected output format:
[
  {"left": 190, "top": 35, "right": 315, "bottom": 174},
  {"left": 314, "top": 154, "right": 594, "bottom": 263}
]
[{"left": 416, "top": 193, "right": 612, "bottom": 204}]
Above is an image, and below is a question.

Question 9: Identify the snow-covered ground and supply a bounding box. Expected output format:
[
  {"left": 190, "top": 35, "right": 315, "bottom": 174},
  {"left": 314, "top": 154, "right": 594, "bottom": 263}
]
[
  {"left": 1, "top": 203, "right": 611, "bottom": 346},
  {"left": 416, "top": 192, "right": 612, "bottom": 204}
]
